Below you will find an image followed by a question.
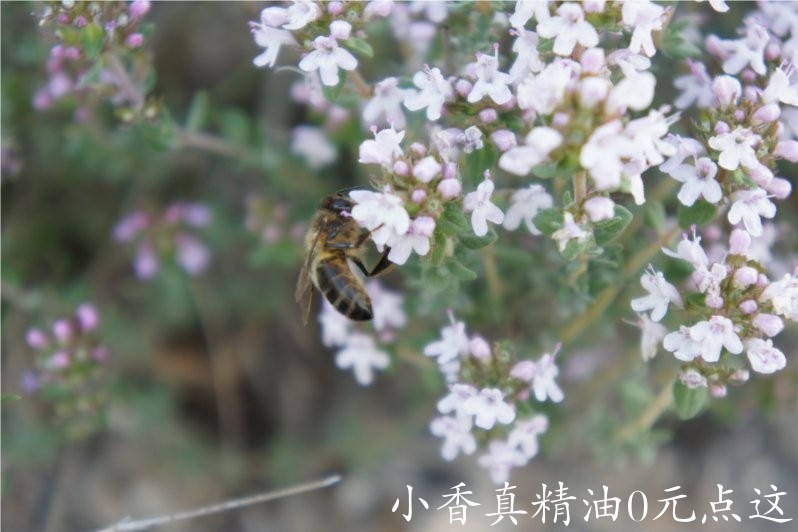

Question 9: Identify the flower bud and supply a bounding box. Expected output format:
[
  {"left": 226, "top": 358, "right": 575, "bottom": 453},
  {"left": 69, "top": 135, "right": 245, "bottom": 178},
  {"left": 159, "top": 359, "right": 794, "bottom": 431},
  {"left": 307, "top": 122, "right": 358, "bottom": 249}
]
[
  {"left": 491, "top": 129, "right": 516, "bottom": 152},
  {"left": 757, "top": 274, "right": 769, "bottom": 289},
  {"left": 327, "top": 1, "right": 343, "bottom": 16},
  {"left": 711, "top": 75, "right": 741, "bottom": 107},
  {"left": 580, "top": 47, "right": 605, "bottom": 73},
  {"left": 125, "top": 33, "right": 144, "bottom": 49},
  {"left": 709, "top": 383, "right": 727, "bottom": 398},
  {"left": 714, "top": 121, "right": 730, "bottom": 135},
  {"left": 579, "top": 77, "right": 609, "bottom": 107},
  {"left": 73, "top": 15, "right": 87, "bottom": 27},
  {"left": 478, "top": 108, "right": 497, "bottom": 123},
  {"left": 455, "top": 79, "right": 472, "bottom": 98},
  {"left": 741, "top": 69, "right": 756, "bottom": 83},
  {"left": 705, "top": 35, "right": 725, "bottom": 58},
  {"left": 766, "top": 177, "right": 791, "bottom": 200},
  {"left": 392, "top": 160, "right": 410, "bottom": 177},
  {"left": 510, "top": 360, "right": 535, "bottom": 382},
  {"left": 411, "top": 188, "right": 427, "bottom": 204},
  {"left": 680, "top": 368, "right": 707, "bottom": 389},
  {"left": 409, "top": 142, "right": 426, "bottom": 158},
  {"left": 469, "top": 335, "right": 491, "bottom": 360},
  {"left": 552, "top": 112, "right": 569, "bottom": 128},
  {"left": 739, "top": 299, "right": 758, "bottom": 314},
  {"left": 53, "top": 319, "right": 72, "bottom": 343},
  {"left": 748, "top": 163, "right": 773, "bottom": 187},
  {"left": 774, "top": 140, "right": 798, "bottom": 162},
  {"left": 77, "top": 303, "right": 99, "bottom": 332},
  {"left": 330, "top": 20, "right": 352, "bottom": 40},
  {"left": 437, "top": 177, "right": 461, "bottom": 199},
  {"left": 729, "top": 368, "right": 750, "bottom": 385},
  {"left": 743, "top": 86, "right": 759, "bottom": 103},
  {"left": 50, "top": 351, "right": 70, "bottom": 369},
  {"left": 752, "top": 103, "right": 781, "bottom": 125},
  {"left": 706, "top": 293, "right": 724, "bottom": 308},
  {"left": 729, "top": 229, "right": 751, "bottom": 255},
  {"left": 130, "top": 0, "right": 151, "bottom": 19},
  {"left": 26, "top": 328, "right": 49, "bottom": 349},
  {"left": 733, "top": 109, "right": 746, "bottom": 122},
  {"left": 753, "top": 313, "right": 784, "bottom": 337},
  {"left": 442, "top": 161, "right": 457, "bottom": 180},
  {"left": 413, "top": 156, "right": 441, "bottom": 183},
  {"left": 733, "top": 266, "right": 758, "bottom": 288},
  {"left": 584, "top": 196, "right": 614, "bottom": 222}
]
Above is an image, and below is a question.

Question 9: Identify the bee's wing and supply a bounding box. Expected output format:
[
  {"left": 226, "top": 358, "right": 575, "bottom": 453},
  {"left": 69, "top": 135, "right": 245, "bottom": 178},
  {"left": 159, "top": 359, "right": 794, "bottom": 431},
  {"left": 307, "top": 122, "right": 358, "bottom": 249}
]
[{"left": 295, "top": 230, "right": 320, "bottom": 326}]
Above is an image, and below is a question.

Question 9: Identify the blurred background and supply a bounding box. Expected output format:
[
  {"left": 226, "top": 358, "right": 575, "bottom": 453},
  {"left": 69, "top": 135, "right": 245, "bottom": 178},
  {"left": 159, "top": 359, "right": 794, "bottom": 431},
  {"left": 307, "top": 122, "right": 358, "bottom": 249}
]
[{"left": 2, "top": 2, "right": 797, "bottom": 531}]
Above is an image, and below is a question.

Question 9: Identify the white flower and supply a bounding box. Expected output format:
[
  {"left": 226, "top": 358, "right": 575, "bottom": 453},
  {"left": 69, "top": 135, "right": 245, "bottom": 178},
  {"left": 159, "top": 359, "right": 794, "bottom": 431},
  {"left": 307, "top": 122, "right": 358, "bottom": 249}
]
[
  {"left": 251, "top": 25, "right": 296, "bottom": 68},
  {"left": 664, "top": 326, "right": 702, "bottom": 362},
  {"left": 580, "top": 120, "right": 636, "bottom": 191},
  {"left": 175, "top": 235, "right": 210, "bottom": 276},
  {"left": 708, "top": 127, "right": 761, "bottom": 171},
  {"left": 622, "top": 109, "right": 675, "bottom": 169},
  {"left": 319, "top": 300, "right": 352, "bottom": 347},
  {"left": 499, "top": 127, "right": 562, "bottom": 176},
  {"left": 430, "top": 416, "right": 477, "bottom": 461},
  {"left": 536, "top": 2, "right": 598, "bottom": 57},
  {"left": 606, "top": 70, "right": 656, "bottom": 115},
  {"left": 502, "top": 184, "right": 553, "bottom": 234},
  {"left": 509, "top": 29, "right": 545, "bottom": 81},
  {"left": 358, "top": 127, "right": 405, "bottom": 169},
  {"left": 763, "top": 68, "right": 798, "bottom": 107},
  {"left": 412, "top": 156, "right": 441, "bottom": 182},
  {"left": 458, "top": 126, "right": 484, "bottom": 154},
  {"left": 583, "top": 196, "right": 615, "bottom": 222},
  {"left": 463, "top": 177, "right": 504, "bottom": 237},
  {"left": 424, "top": 318, "right": 469, "bottom": 365},
  {"left": 663, "top": 228, "right": 708, "bottom": 269},
  {"left": 462, "top": 388, "right": 516, "bottom": 430},
  {"left": 635, "top": 313, "right": 668, "bottom": 361},
  {"left": 630, "top": 268, "right": 682, "bottom": 322},
  {"left": 467, "top": 49, "right": 512, "bottom": 105},
  {"left": 362, "top": 77, "right": 409, "bottom": 128},
  {"left": 745, "top": 338, "right": 786, "bottom": 374},
  {"left": 335, "top": 333, "right": 390, "bottom": 385},
  {"left": 516, "top": 60, "right": 574, "bottom": 114},
  {"left": 660, "top": 134, "right": 704, "bottom": 175},
  {"left": 727, "top": 188, "right": 776, "bottom": 237},
  {"left": 701, "top": 0, "right": 729, "bottom": 13},
  {"left": 621, "top": 0, "right": 665, "bottom": 57},
  {"left": 298, "top": 36, "right": 358, "bottom": 87},
  {"left": 671, "top": 157, "right": 722, "bottom": 206},
  {"left": 350, "top": 189, "right": 410, "bottom": 248},
  {"left": 387, "top": 216, "right": 435, "bottom": 265},
  {"left": 291, "top": 126, "right": 337, "bottom": 168},
  {"left": 680, "top": 368, "right": 707, "bottom": 389},
  {"left": 507, "top": 415, "right": 548, "bottom": 459},
  {"left": 551, "top": 212, "right": 589, "bottom": 252},
  {"left": 404, "top": 66, "right": 453, "bottom": 121},
  {"left": 368, "top": 282, "right": 406, "bottom": 332},
  {"left": 689, "top": 315, "right": 743, "bottom": 363},
  {"left": 509, "top": 0, "right": 550, "bottom": 30},
  {"left": 674, "top": 60, "right": 714, "bottom": 109},
  {"left": 760, "top": 272, "right": 798, "bottom": 321},
  {"left": 478, "top": 440, "right": 528, "bottom": 484},
  {"left": 282, "top": 0, "right": 321, "bottom": 30},
  {"left": 510, "top": 351, "right": 564, "bottom": 403},
  {"left": 718, "top": 20, "right": 769, "bottom": 76},
  {"left": 437, "top": 383, "right": 478, "bottom": 417}
]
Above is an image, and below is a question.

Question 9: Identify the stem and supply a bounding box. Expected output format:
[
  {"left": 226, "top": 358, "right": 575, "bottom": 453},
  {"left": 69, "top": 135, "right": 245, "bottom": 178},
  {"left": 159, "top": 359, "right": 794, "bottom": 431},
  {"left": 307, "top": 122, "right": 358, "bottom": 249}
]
[
  {"left": 105, "top": 54, "right": 145, "bottom": 110},
  {"left": 348, "top": 69, "right": 372, "bottom": 99},
  {"left": 482, "top": 245, "right": 503, "bottom": 300},
  {"left": 572, "top": 170, "right": 587, "bottom": 206},
  {"left": 613, "top": 379, "right": 674, "bottom": 444},
  {"left": 559, "top": 223, "right": 681, "bottom": 345},
  {"left": 90, "top": 475, "right": 341, "bottom": 532},
  {"left": 175, "top": 127, "right": 247, "bottom": 159}
]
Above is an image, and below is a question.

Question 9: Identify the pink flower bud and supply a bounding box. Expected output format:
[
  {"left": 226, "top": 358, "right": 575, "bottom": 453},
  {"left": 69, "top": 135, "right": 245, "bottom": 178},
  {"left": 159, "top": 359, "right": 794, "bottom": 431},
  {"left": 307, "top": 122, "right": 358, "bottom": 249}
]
[
  {"left": 714, "top": 121, "right": 730, "bottom": 135},
  {"left": 490, "top": 129, "right": 516, "bottom": 152},
  {"left": 329, "top": 20, "right": 351, "bottom": 40},
  {"left": 584, "top": 196, "right": 615, "bottom": 222},
  {"left": 765, "top": 41, "right": 781, "bottom": 60},
  {"left": 705, "top": 35, "right": 725, "bottom": 58},
  {"left": 50, "top": 351, "right": 70, "bottom": 369},
  {"left": 752, "top": 103, "right": 780, "bottom": 125},
  {"left": 125, "top": 33, "right": 144, "bottom": 49},
  {"left": 412, "top": 215, "right": 436, "bottom": 237},
  {"left": 580, "top": 47, "right": 605, "bottom": 73},
  {"left": 327, "top": 1, "right": 343, "bottom": 16},
  {"left": 92, "top": 346, "right": 109, "bottom": 362},
  {"left": 499, "top": 96, "right": 516, "bottom": 111},
  {"left": 469, "top": 335, "right": 491, "bottom": 360},
  {"left": 703, "top": 224, "right": 722, "bottom": 242},
  {"left": 442, "top": 161, "right": 457, "bottom": 180},
  {"left": 363, "top": 0, "right": 392, "bottom": 18},
  {"left": 753, "top": 313, "right": 784, "bottom": 337},
  {"left": 135, "top": 243, "right": 159, "bottom": 279},
  {"left": 455, "top": 79, "right": 472, "bottom": 98},
  {"left": 680, "top": 368, "right": 707, "bottom": 389},
  {"left": 53, "top": 319, "right": 72, "bottom": 343},
  {"left": 510, "top": 360, "right": 535, "bottom": 382},
  {"left": 262, "top": 224, "right": 281, "bottom": 243},
  {"left": 76, "top": 303, "right": 100, "bottom": 332},
  {"left": 739, "top": 299, "right": 758, "bottom": 314},
  {"left": 729, "top": 368, "right": 750, "bottom": 385},
  {"left": 32, "top": 89, "right": 52, "bottom": 111},
  {"left": 56, "top": 13, "right": 70, "bottom": 24},
  {"left": 729, "top": 229, "right": 751, "bottom": 255},
  {"left": 733, "top": 266, "right": 758, "bottom": 288},
  {"left": 413, "top": 156, "right": 441, "bottom": 183},
  {"left": 64, "top": 46, "right": 81, "bottom": 60},
  {"left": 26, "top": 329, "right": 49, "bottom": 349},
  {"left": 775, "top": 140, "right": 798, "bottom": 162},
  {"left": 709, "top": 383, "right": 727, "bottom": 398},
  {"left": 130, "top": 0, "right": 151, "bottom": 19},
  {"left": 733, "top": 109, "right": 745, "bottom": 122},
  {"left": 711, "top": 75, "right": 741, "bottom": 107},
  {"left": 743, "top": 86, "right": 759, "bottom": 103},
  {"left": 579, "top": 77, "right": 609, "bottom": 107},
  {"left": 766, "top": 177, "right": 791, "bottom": 200},
  {"left": 749, "top": 164, "right": 773, "bottom": 187},
  {"left": 706, "top": 293, "right": 724, "bottom": 308},
  {"left": 741, "top": 69, "right": 756, "bottom": 83},
  {"left": 411, "top": 188, "right": 427, "bottom": 204},
  {"left": 437, "top": 177, "right": 461, "bottom": 199},
  {"left": 73, "top": 15, "right": 87, "bottom": 27},
  {"left": 478, "top": 108, "right": 497, "bottom": 123},
  {"left": 757, "top": 274, "right": 769, "bottom": 289},
  {"left": 392, "top": 160, "right": 410, "bottom": 177},
  {"left": 409, "top": 142, "right": 426, "bottom": 158},
  {"left": 552, "top": 112, "right": 569, "bottom": 128}
]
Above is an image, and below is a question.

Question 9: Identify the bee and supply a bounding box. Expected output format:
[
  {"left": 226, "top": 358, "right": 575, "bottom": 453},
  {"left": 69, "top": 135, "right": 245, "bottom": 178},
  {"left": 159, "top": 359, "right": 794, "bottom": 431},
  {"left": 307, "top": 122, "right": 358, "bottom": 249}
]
[{"left": 295, "top": 190, "right": 393, "bottom": 325}]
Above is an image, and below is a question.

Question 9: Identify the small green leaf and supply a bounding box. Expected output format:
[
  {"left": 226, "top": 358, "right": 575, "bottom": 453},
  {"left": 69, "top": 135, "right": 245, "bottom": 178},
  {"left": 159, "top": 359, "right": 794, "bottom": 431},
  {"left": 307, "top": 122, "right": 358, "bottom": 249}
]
[
  {"left": 438, "top": 202, "right": 470, "bottom": 235},
  {"left": 644, "top": 200, "right": 666, "bottom": 232},
  {"left": 530, "top": 163, "right": 559, "bottom": 179},
  {"left": 532, "top": 208, "right": 563, "bottom": 237},
  {"left": 80, "top": 23, "right": 105, "bottom": 59},
  {"left": 677, "top": 199, "right": 716, "bottom": 230},
  {"left": 321, "top": 71, "right": 347, "bottom": 102},
  {"left": 459, "top": 229, "right": 497, "bottom": 249},
  {"left": 672, "top": 380, "right": 708, "bottom": 420},
  {"left": 447, "top": 259, "right": 477, "bottom": 281},
  {"left": 1, "top": 394, "right": 21, "bottom": 402},
  {"left": 430, "top": 227, "right": 447, "bottom": 265},
  {"left": 219, "top": 110, "right": 251, "bottom": 147},
  {"left": 422, "top": 265, "right": 454, "bottom": 293},
  {"left": 462, "top": 144, "right": 498, "bottom": 185},
  {"left": 344, "top": 37, "right": 374, "bottom": 58},
  {"left": 185, "top": 91, "right": 210, "bottom": 132},
  {"left": 594, "top": 205, "right": 633, "bottom": 246},
  {"left": 560, "top": 234, "right": 595, "bottom": 261}
]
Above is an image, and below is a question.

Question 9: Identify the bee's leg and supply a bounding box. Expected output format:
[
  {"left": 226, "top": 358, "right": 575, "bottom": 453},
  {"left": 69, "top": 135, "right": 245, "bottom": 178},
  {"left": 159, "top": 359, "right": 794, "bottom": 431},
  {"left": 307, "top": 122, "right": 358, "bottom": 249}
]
[{"left": 366, "top": 247, "right": 395, "bottom": 278}]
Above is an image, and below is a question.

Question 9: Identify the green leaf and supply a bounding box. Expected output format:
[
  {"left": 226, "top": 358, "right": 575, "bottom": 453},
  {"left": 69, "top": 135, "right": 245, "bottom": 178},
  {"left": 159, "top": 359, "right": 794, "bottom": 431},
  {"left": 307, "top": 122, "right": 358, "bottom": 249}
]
[
  {"left": 185, "top": 91, "right": 210, "bottom": 132},
  {"left": 447, "top": 259, "right": 477, "bottom": 281},
  {"left": 80, "top": 23, "right": 105, "bottom": 60},
  {"left": 672, "top": 380, "right": 708, "bottom": 420},
  {"left": 530, "top": 163, "right": 559, "bottom": 179},
  {"left": 677, "top": 199, "right": 716, "bottom": 230},
  {"left": 560, "top": 234, "right": 595, "bottom": 261},
  {"left": 1, "top": 394, "right": 21, "bottom": 402},
  {"left": 644, "top": 200, "right": 666, "bottom": 232},
  {"left": 219, "top": 110, "right": 251, "bottom": 147},
  {"left": 430, "top": 227, "right": 448, "bottom": 265},
  {"left": 594, "top": 205, "right": 633, "bottom": 246},
  {"left": 459, "top": 229, "right": 497, "bottom": 249},
  {"left": 344, "top": 37, "right": 374, "bottom": 58},
  {"left": 462, "top": 144, "right": 498, "bottom": 185},
  {"left": 532, "top": 208, "right": 563, "bottom": 237},
  {"left": 661, "top": 23, "right": 702, "bottom": 60},
  {"left": 438, "top": 202, "right": 470, "bottom": 235},
  {"left": 422, "top": 265, "right": 454, "bottom": 293},
  {"left": 322, "top": 71, "right": 347, "bottom": 102}
]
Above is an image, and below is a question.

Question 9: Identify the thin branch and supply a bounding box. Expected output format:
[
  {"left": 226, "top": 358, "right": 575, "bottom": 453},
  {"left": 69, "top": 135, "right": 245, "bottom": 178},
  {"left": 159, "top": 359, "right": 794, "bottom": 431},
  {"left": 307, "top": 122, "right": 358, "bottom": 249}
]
[
  {"left": 613, "top": 379, "right": 674, "bottom": 443},
  {"left": 91, "top": 474, "right": 342, "bottom": 532},
  {"left": 174, "top": 128, "right": 248, "bottom": 159},
  {"left": 105, "top": 54, "right": 145, "bottom": 110}
]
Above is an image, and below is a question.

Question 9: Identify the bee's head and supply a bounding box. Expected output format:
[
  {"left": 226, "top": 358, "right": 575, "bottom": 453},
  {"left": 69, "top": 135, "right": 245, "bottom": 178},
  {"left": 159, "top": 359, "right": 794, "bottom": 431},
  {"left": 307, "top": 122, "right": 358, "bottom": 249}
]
[{"left": 320, "top": 193, "right": 355, "bottom": 215}]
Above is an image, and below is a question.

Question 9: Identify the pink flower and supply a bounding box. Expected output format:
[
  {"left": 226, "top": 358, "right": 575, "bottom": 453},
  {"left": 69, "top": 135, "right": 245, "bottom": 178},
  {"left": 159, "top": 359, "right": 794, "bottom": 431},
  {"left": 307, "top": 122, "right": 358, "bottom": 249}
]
[
  {"left": 335, "top": 333, "right": 390, "bottom": 385},
  {"left": 671, "top": 157, "right": 722, "bottom": 206},
  {"left": 175, "top": 235, "right": 211, "bottom": 275},
  {"left": 462, "top": 388, "right": 516, "bottom": 430},
  {"left": 430, "top": 415, "right": 477, "bottom": 460},
  {"left": 358, "top": 127, "right": 405, "bottom": 169},
  {"left": 403, "top": 66, "right": 453, "bottom": 121},
  {"left": 536, "top": 3, "right": 598, "bottom": 57},
  {"left": 350, "top": 189, "right": 410, "bottom": 248},
  {"left": 387, "top": 216, "right": 435, "bottom": 265},
  {"left": 298, "top": 36, "right": 358, "bottom": 87},
  {"left": 690, "top": 316, "right": 743, "bottom": 363},
  {"left": 745, "top": 338, "right": 786, "bottom": 374},
  {"left": 467, "top": 48, "right": 512, "bottom": 105},
  {"left": 727, "top": 188, "right": 776, "bottom": 237}
]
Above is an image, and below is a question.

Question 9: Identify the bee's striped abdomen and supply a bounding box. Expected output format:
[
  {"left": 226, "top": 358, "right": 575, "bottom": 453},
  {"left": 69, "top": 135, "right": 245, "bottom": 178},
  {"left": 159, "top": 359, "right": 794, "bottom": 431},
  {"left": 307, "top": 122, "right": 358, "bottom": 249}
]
[{"left": 315, "top": 258, "right": 373, "bottom": 321}]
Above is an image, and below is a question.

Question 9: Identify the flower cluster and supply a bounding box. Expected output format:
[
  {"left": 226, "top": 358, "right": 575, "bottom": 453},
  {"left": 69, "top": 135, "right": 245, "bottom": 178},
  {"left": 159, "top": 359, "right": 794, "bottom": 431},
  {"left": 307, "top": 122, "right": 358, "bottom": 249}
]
[
  {"left": 317, "top": 281, "right": 406, "bottom": 386},
  {"left": 114, "top": 201, "right": 212, "bottom": 280},
  {"left": 23, "top": 303, "right": 109, "bottom": 438},
  {"left": 34, "top": 0, "right": 156, "bottom": 120},
  {"left": 426, "top": 312, "right": 562, "bottom": 483}
]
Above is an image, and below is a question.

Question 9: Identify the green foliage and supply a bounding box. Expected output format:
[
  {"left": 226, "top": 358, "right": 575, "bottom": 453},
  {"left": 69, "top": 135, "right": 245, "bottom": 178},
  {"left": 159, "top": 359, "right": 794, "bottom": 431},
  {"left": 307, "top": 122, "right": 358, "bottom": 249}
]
[
  {"left": 594, "top": 205, "right": 633, "bottom": 246},
  {"left": 672, "top": 380, "right": 709, "bottom": 420},
  {"left": 677, "top": 199, "right": 717, "bottom": 229}
]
